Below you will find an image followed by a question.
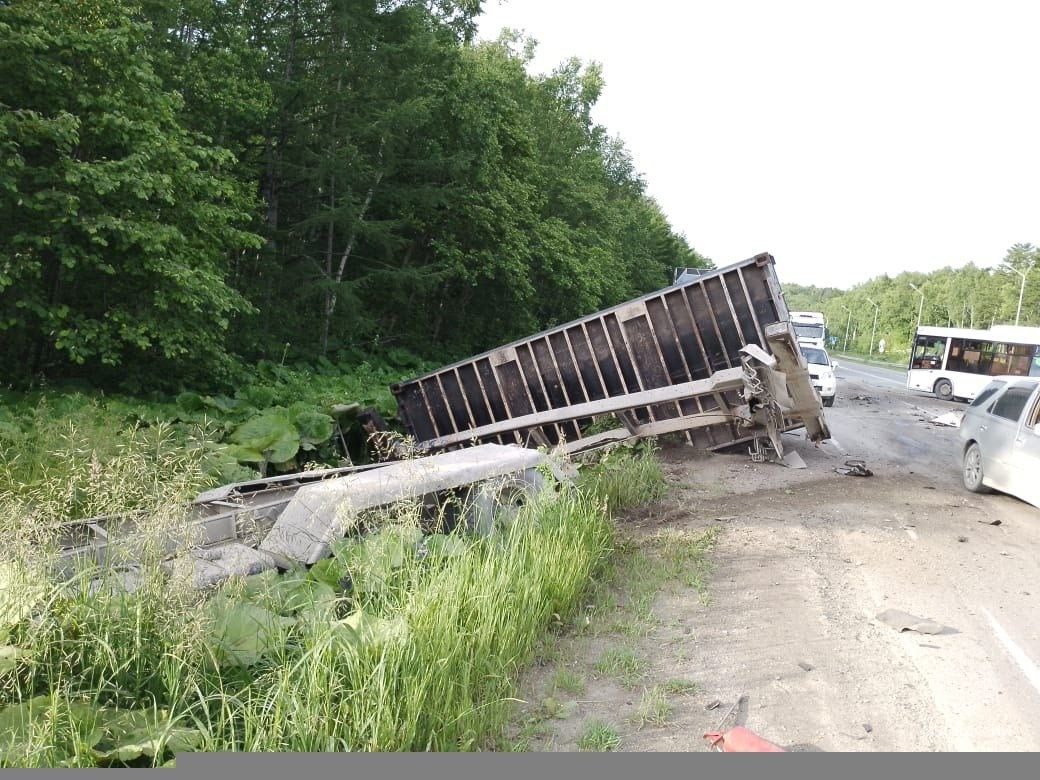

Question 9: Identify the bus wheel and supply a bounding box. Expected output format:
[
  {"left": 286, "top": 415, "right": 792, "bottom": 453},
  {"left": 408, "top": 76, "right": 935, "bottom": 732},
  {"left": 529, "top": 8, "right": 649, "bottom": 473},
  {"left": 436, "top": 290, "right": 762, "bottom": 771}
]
[{"left": 933, "top": 378, "right": 953, "bottom": 401}]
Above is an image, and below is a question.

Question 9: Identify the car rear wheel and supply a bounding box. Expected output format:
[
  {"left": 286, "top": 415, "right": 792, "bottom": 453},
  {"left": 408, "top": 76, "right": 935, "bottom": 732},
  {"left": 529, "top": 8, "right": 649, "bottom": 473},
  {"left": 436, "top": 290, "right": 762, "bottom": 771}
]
[
  {"left": 962, "top": 442, "right": 991, "bottom": 493},
  {"left": 934, "top": 378, "right": 954, "bottom": 401}
]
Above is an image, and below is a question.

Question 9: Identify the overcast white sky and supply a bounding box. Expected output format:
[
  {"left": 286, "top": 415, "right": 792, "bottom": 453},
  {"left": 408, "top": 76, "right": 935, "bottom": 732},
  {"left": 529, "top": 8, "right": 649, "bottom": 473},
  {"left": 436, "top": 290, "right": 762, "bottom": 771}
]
[{"left": 476, "top": 0, "right": 1040, "bottom": 290}]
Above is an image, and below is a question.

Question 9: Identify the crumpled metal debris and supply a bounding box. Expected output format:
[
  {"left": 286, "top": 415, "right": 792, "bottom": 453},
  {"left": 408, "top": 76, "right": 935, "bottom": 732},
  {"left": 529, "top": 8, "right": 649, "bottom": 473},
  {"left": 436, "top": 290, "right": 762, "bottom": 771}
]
[{"left": 835, "top": 459, "right": 873, "bottom": 477}]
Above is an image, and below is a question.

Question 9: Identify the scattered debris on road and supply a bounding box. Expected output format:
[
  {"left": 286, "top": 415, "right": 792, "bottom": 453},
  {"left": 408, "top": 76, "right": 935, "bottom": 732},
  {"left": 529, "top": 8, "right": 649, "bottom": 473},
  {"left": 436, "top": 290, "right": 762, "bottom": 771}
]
[
  {"left": 798, "top": 660, "right": 815, "bottom": 672},
  {"left": 979, "top": 519, "right": 1002, "bottom": 526},
  {"left": 835, "top": 459, "right": 873, "bottom": 477},
  {"left": 929, "top": 412, "right": 964, "bottom": 427},
  {"left": 957, "top": 536, "right": 968, "bottom": 542},
  {"left": 850, "top": 395, "right": 876, "bottom": 403},
  {"left": 704, "top": 726, "right": 786, "bottom": 753},
  {"left": 876, "top": 609, "right": 946, "bottom": 635}
]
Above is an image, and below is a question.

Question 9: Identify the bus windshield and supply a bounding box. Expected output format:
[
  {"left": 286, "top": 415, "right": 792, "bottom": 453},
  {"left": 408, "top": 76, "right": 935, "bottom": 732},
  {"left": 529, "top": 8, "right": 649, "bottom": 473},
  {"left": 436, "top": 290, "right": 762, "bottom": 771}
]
[{"left": 911, "top": 336, "right": 946, "bottom": 369}]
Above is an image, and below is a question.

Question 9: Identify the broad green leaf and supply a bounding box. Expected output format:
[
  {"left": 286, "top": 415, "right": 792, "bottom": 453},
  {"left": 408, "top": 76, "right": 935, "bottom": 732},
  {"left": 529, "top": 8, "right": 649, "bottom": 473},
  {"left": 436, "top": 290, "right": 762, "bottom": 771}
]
[
  {"left": 289, "top": 406, "right": 334, "bottom": 448},
  {"left": 89, "top": 708, "right": 204, "bottom": 763},
  {"left": 422, "top": 534, "right": 467, "bottom": 558},
  {"left": 332, "top": 610, "right": 409, "bottom": 648},
  {"left": 0, "top": 695, "right": 55, "bottom": 756},
  {"left": 223, "top": 444, "right": 265, "bottom": 464},
  {"left": 204, "top": 596, "right": 295, "bottom": 667},
  {"left": 175, "top": 391, "right": 205, "bottom": 413},
  {"left": 0, "top": 644, "right": 26, "bottom": 674},
  {"left": 230, "top": 410, "right": 299, "bottom": 464},
  {"left": 0, "top": 563, "right": 44, "bottom": 629},
  {"left": 307, "top": 557, "right": 348, "bottom": 591},
  {"left": 202, "top": 395, "right": 241, "bottom": 413},
  {"left": 265, "top": 575, "right": 337, "bottom": 617},
  {"left": 236, "top": 385, "right": 277, "bottom": 409}
]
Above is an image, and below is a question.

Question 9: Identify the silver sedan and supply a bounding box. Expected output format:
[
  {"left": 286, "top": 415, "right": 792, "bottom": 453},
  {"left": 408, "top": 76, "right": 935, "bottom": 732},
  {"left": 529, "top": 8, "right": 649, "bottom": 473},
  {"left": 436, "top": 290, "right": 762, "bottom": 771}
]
[{"left": 959, "top": 377, "right": 1040, "bottom": 508}]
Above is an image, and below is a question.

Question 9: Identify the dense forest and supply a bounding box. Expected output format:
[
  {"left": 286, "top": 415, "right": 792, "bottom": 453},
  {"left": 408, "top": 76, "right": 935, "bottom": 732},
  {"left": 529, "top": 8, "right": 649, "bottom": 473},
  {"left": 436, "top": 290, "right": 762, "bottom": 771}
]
[
  {"left": 0, "top": 0, "right": 706, "bottom": 393},
  {"left": 784, "top": 243, "right": 1040, "bottom": 357}
]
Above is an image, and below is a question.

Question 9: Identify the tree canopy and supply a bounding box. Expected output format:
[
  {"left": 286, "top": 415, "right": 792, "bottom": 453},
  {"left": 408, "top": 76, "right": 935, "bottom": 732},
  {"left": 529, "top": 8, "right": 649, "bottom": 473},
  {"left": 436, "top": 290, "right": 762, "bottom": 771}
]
[
  {"left": 788, "top": 244, "right": 1040, "bottom": 355},
  {"left": 0, "top": 0, "right": 707, "bottom": 391}
]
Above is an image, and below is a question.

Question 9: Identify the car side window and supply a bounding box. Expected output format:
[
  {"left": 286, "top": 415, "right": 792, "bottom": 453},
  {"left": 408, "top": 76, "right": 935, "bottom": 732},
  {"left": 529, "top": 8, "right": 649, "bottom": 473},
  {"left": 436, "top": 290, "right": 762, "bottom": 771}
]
[
  {"left": 972, "top": 383, "right": 1004, "bottom": 408},
  {"left": 990, "top": 386, "right": 1034, "bottom": 422},
  {"left": 1027, "top": 391, "right": 1040, "bottom": 429}
]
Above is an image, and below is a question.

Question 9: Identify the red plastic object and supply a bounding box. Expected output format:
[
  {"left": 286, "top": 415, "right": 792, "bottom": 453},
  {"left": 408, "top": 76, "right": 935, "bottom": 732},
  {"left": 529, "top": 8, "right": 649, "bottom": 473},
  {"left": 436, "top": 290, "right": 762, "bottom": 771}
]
[{"left": 704, "top": 726, "right": 786, "bottom": 752}]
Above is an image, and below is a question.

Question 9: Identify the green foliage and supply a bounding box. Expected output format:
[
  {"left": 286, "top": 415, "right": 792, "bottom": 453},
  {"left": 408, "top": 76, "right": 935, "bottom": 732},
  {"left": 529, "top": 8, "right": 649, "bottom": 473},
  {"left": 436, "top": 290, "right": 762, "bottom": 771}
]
[
  {"left": 576, "top": 720, "right": 622, "bottom": 751},
  {"left": 0, "top": 463, "right": 624, "bottom": 763},
  {"left": 797, "top": 244, "right": 1040, "bottom": 357},
  {"left": 0, "top": 0, "right": 703, "bottom": 392},
  {"left": 0, "top": 0, "right": 261, "bottom": 386},
  {"left": 578, "top": 443, "right": 666, "bottom": 513}
]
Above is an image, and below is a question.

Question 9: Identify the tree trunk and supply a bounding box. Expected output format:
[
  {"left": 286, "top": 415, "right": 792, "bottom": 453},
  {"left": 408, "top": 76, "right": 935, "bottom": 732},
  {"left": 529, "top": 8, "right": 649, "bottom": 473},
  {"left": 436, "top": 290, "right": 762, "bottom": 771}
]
[{"left": 320, "top": 138, "right": 385, "bottom": 356}]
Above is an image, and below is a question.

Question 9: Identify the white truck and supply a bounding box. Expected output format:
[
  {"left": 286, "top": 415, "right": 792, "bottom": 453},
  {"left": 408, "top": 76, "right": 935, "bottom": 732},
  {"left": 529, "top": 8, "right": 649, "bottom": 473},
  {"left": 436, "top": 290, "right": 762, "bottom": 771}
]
[{"left": 790, "top": 311, "right": 827, "bottom": 350}]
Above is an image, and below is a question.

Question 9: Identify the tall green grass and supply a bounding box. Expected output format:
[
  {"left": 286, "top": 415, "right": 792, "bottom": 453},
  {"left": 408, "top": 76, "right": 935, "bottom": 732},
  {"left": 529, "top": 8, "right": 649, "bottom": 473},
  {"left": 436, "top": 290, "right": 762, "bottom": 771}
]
[
  {"left": 577, "top": 444, "right": 666, "bottom": 513},
  {"left": 0, "top": 437, "right": 675, "bottom": 764}
]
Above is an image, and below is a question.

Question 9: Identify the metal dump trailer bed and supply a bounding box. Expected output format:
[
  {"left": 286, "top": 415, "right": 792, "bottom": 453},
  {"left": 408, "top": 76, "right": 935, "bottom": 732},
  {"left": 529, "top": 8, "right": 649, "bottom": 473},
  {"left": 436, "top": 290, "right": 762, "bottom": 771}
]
[{"left": 392, "top": 253, "right": 828, "bottom": 454}]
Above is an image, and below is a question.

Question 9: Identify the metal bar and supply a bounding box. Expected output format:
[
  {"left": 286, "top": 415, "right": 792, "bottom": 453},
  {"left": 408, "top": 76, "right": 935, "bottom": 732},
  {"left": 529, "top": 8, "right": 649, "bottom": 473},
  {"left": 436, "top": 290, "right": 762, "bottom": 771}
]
[{"left": 418, "top": 368, "right": 746, "bottom": 450}]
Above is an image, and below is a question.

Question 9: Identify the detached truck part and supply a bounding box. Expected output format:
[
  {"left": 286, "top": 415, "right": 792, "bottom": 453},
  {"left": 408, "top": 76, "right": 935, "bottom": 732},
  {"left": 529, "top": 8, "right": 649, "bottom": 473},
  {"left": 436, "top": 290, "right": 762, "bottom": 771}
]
[{"left": 391, "top": 253, "right": 830, "bottom": 455}]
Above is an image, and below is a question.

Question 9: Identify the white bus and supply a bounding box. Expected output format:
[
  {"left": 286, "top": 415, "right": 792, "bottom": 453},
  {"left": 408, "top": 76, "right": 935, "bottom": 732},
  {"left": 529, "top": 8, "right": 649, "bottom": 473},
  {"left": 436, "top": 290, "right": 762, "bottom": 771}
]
[
  {"left": 907, "top": 324, "right": 1040, "bottom": 401},
  {"left": 790, "top": 311, "right": 827, "bottom": 349}
]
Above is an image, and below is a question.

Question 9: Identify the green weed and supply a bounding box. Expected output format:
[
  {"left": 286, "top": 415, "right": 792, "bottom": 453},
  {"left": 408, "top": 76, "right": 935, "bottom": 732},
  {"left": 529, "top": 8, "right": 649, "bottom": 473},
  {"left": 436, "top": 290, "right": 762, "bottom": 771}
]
[
  {"left": 576, "top": 720, "right": 621, "bottom": 751},
  {"left": 631, "top": 685, "right": 672, "bottom": 728},
  {"left": 594, "top": 646, "right": 647, "bottom": 686}
]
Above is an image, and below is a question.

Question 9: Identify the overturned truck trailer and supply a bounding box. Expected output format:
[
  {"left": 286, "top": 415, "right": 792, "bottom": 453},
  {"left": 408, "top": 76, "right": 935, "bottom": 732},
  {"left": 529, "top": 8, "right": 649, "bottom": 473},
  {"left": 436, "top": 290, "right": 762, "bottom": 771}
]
[{"left": 391, "top": 253, "right": 830, "bottom": 459}]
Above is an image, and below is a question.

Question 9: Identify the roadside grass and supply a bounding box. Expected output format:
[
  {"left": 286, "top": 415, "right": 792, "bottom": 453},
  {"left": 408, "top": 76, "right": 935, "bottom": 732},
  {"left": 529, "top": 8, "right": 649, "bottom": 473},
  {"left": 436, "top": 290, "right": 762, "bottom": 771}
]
[
  {"left": 662, "top": 678, "right": 698, "bottom": 695},
  {"left": 576, "top": 720, "right": 622, "bottom": 751},
  {"left": 577, "top": 445, "right": 665, "bottom": 514},
  {"left": 509, "top": 447, "right": 720, "bottom": 750},
  {"left": 0, "top": 435, "right": 681, "bottom": 764},
  {"left": 594, "top": 646, "right": 647, "bottom": 687},
  {"left": 551, "top": 669, "right": 586, "bottom": 696},
  {"left": 581, "top": 525, "right": 720, "bottom": 642},
  {"left": 630, "top": 685, "right": 672, "bottom": 729}
]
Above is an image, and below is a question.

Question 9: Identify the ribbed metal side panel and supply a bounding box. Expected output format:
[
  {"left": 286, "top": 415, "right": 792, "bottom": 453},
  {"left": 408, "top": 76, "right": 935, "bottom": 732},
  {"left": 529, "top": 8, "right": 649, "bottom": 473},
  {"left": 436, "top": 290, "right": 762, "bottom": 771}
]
[{"left": 391, "top": 253, "right": 789, "bottom": 450}]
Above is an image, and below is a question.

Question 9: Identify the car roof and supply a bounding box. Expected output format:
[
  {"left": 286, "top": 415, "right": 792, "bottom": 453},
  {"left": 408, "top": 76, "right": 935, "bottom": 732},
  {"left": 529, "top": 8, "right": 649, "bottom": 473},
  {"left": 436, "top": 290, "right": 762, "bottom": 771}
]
[{"left": 987, "top": 376, "right": 1040, "bottom": 386}]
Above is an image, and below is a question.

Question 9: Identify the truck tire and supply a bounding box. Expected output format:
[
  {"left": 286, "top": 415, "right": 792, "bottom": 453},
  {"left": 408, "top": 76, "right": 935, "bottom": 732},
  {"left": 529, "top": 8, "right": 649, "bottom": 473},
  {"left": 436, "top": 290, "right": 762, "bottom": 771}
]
[{"left": 933, "top": 378, "right": 954, "bottom": 401}]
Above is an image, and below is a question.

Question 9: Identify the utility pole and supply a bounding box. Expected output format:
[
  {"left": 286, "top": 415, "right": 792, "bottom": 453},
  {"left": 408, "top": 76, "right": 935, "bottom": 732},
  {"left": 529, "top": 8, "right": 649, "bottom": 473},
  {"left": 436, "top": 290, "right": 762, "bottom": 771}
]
[
  {"left": 866, "top": 297, "right": 880, "bottom": 356},
  {"left": 1011, "top": 258, "right": 1036, "bottom": 326},
  {"left": 908, "top": 282, "right": 925, "bottom": 335},
  {"left": 839, "top": 303, "right": 853, "bottom": 352}
]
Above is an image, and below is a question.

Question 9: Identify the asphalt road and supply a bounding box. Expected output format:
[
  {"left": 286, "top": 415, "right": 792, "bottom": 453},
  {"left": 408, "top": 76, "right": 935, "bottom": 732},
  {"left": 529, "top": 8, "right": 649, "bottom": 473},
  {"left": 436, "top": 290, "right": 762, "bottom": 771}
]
[
  {"left": 833, "top": 355, "right": 909, "bottom": 389},
  {"left": 636, "top": 365, "right": 1040, "bottom": 751},
  {"left": 780, "top": 368, "right": 1040, "bottom": 749}
]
